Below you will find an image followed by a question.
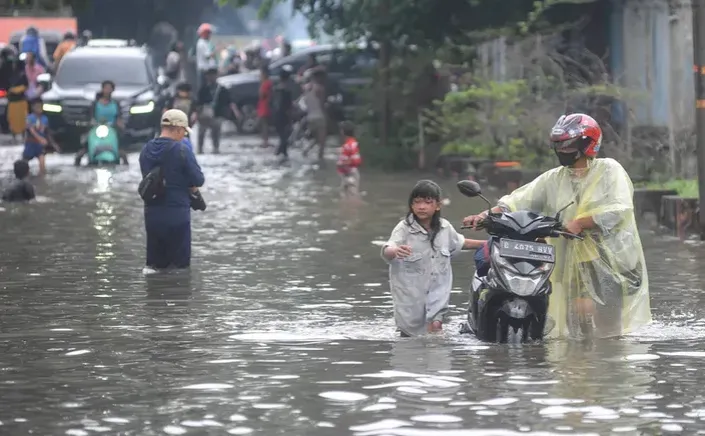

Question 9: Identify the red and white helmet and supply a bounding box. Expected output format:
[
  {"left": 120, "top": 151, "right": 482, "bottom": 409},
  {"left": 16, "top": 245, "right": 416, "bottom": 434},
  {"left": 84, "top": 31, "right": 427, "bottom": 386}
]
[
  {"left": 549, "top": 113, "right": 602, "bottom": 158},
  {"left": 197, "top": 23, "right": 213, "bottom": 37}
]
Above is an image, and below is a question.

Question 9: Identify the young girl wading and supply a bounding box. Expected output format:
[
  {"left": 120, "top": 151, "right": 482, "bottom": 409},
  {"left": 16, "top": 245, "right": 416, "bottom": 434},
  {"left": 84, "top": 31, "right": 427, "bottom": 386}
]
[{"left": 382, "top": 180, "right": 484, "bottom": 337}]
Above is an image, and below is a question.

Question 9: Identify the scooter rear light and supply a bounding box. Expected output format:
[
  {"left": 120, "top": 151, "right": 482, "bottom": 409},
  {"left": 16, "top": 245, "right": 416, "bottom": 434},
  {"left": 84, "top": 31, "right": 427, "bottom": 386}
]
[{"left": 0, "top": 89, "right": 6, "bottom": 98}]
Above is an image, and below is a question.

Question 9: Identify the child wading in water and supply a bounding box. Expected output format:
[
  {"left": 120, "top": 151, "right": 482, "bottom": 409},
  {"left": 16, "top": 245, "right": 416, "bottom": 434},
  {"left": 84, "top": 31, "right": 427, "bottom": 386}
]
[
  {"left": 382, "top": 180, "right": 485, "bottom": 337},
  {"left": 23, "top": 97, "right": 59, "bottom": 175},
  {"left": 2, "top": 160, "right": 35, "bottom": 202}
]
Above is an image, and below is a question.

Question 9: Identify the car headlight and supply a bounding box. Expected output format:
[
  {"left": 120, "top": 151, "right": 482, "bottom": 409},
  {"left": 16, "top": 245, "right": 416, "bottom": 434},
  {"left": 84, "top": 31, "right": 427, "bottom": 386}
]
[
  {"left": 130, "top": 101, "right": 154, "bottom": 114},
  {"left": 95, "top": 125, "right": 110, "bottom": 138},
  {"left": 43, "top": 103, "right": 62, "bottom": 113}
]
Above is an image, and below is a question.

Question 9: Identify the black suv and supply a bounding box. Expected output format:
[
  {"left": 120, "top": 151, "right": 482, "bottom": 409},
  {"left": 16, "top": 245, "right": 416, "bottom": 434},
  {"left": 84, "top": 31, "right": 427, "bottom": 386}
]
[
  {"left": 218, "top": 44, "right": 378, "bottom": 134},
  {"left": 40, "top": 43, "right": 167, "bottom": 151}
]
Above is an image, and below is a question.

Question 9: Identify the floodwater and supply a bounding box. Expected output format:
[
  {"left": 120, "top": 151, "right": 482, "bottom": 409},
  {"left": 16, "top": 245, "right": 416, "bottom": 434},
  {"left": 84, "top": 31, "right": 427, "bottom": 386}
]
[{"left": 2, "top": 138, "right": 705, "bottom": 436}]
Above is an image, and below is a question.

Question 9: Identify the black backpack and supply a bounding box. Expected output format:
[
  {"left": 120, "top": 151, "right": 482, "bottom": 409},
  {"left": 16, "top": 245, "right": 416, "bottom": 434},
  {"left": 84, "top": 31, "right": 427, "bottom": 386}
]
[{"left": 138, "top": 143, "right": 177, "bottom": 204}]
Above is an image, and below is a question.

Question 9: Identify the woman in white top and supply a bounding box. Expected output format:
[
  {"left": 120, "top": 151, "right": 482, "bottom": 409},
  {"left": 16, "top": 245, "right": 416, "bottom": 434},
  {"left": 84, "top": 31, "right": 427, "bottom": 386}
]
[{"left": 195, "top": 23, "right": 217, "bottom": 89}]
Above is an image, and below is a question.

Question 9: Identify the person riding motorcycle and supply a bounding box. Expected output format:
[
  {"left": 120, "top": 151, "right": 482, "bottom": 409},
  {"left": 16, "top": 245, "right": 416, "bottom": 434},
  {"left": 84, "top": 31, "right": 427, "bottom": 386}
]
[
  {"left": 74, "top": 80, "right": 128, "bottom": 165},
  {"left": 463, "top": 113, "right": 651, "bottom": 339}
]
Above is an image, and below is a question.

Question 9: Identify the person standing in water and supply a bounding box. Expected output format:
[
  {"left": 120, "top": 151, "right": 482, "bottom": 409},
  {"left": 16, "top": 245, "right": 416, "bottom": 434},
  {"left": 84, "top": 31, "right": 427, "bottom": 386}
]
[
  {"left": 195, "top": 23, "right": 216, "bottom": 90},
  {"left": 196, "top": 67, "right": 240, "bottom": 154},
  {"left": 23, "top": 97, "right": 59, "bottom": 175},
  {"left": 336, "top": 121, "right": 362, "bottom": 197},
  {"left": 381, "top": 180, "right": 485, "bottom": 337},
  {"left": 302, "top": 67, "right": 328, "bottom": 160},
  {"left": 463, "top": 113, "right": 650, "bottom": 339},
  {"left": 139, "top": 109, "right": 204, "bottom": 273},
  {"left": 257, "top": 67, "right": 273, "bottom": 148},
  {"left": 272, "top": 65, "right": 296, "bottom": 163}
]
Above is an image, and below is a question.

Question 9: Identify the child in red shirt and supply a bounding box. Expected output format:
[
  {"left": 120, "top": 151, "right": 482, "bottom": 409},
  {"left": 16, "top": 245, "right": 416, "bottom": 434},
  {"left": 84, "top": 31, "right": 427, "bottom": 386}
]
[
  {"left": 257, "top": 68, "right": 273, "bottom": 148},
  {"left": 336, "top": 121, "right": 362, "bottom": 197}
]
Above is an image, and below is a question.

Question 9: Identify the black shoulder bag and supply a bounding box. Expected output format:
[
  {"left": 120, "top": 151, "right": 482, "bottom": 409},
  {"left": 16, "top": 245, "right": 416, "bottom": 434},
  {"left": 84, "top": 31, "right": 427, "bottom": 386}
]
[{"left": 137, "top": 143, "right": 176, "bottom": 204}]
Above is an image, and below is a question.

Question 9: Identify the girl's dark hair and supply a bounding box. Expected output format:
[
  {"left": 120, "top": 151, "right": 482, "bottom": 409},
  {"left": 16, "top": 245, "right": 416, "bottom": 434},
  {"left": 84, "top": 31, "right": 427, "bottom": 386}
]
[
  {"left": 101, "top": 80, "right": 115, "bottom": 90},
  {"left": 405, "top": 179, "right": 443, "bottom": 249}
]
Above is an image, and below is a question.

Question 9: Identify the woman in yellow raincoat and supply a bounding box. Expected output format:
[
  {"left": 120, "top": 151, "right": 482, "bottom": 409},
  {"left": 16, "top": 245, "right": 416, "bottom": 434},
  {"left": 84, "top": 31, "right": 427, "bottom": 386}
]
[{"left": 464, "top": 113, "right": 651, "bottom": 339}]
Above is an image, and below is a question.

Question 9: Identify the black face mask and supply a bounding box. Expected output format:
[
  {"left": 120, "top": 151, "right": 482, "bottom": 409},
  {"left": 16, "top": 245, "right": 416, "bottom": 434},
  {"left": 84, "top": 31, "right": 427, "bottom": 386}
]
[{"left": 555, "top": 149, "right": 580, "bottom": 167}]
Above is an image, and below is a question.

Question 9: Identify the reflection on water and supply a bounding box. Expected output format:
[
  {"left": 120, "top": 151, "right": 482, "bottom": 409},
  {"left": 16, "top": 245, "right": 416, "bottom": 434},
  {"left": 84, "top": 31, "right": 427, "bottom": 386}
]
[{"left": 1, "top": 141, "right": 705, "bottom": 434}]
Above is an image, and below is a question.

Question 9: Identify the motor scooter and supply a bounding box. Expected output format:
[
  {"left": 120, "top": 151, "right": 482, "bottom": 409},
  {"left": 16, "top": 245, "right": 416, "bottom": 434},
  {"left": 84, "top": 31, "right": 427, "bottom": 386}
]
[{"left": 457, "top": 180, "right": 582, "bottom": 343}]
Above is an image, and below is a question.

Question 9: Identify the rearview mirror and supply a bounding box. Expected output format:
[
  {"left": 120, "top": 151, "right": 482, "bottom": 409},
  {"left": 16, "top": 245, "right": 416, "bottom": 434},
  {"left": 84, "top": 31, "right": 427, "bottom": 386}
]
[
  {"left": 37, "top": 73, "right": 51, "bottom": 83},
  {"left": 457, "top": 180, "right": 482, "bottom": 197},
  {"left": 37, "top": 72, "right": 52, "bottom": 91}
]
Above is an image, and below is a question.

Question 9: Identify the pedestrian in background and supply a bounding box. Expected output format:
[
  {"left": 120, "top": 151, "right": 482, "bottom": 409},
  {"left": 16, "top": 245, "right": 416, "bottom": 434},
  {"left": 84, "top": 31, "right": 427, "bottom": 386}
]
[
  {"left": 53, "top": 31, "right": 76, "bottom": 69},
  {"left": 195, "top": 23, "right": 216, "bottom": 90},
  {"left": 273, "top": 64, "right": 296, "bottom": 163},
  {"left": 302, "top": 67, "right": 328, "bottom": 160},
  {"left": 165, "top": 40, "right": 185, "bottom": 84},
  {"left": 257, "top": 67, "right": 273, "bottom": 148},
  {"left": 20, "top": 26, "right": 49, "bottom": 69},
  {"left": 196, "top": 67, "right": 241, "bottom": 154}
]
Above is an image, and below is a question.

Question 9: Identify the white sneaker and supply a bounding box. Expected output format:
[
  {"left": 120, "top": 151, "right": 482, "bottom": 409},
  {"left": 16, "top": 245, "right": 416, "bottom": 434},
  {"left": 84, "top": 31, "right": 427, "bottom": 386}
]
[{"left": 142, "top": 266, "right": 159, "bottom": 276}]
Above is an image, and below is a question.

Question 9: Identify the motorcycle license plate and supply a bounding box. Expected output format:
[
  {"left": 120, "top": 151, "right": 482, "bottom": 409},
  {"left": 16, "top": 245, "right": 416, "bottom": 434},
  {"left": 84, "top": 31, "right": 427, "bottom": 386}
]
[{"left": 499, "top": 238, "right": 555, "bottom": 263}]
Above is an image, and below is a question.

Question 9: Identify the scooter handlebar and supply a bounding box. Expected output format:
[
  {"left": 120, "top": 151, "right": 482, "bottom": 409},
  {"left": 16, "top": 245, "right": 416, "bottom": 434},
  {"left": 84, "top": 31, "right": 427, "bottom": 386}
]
[
  {"left": 460, "top": 219, "right": 487, "bottom": 230},
  {"left": 551, "top": 230, "right": 584, "bottom": 241},
  {"left": 460, "top": 221, "right": 583, "bottom": 241}
]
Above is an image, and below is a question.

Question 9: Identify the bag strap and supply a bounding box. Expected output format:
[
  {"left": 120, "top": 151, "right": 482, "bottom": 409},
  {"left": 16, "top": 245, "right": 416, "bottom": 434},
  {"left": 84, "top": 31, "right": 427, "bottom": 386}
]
[
  {"left": 158, "top": 141, "right": 179, "bottom": 165},
  {"left": 210, "top": 84, "right": 221, "bottom": 110}
]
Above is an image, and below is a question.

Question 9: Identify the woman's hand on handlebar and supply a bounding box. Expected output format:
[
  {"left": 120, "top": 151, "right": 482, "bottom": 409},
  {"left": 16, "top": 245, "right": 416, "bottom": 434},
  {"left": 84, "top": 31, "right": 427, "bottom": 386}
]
[
  {"left": 462, "top": 212, "right": 487, "bottom": 230},
  {"left": 563, "top": 220, "right": 583, "bottom": 236},
  {"left": 552, "top": 220, "right": 584, "bottom": 240}
]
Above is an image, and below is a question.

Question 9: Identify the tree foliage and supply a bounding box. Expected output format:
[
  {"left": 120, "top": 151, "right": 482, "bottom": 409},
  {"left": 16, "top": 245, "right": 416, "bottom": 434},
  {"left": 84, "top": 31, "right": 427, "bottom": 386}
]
[{"left": 430, "top": 34, "right": 635, "bottom": 170}]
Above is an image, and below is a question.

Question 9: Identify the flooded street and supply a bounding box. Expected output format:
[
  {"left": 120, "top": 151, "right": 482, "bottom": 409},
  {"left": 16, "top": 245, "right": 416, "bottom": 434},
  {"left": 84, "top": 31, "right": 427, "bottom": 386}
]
[{"left": 3, "top": 138, "right": 705, "bottom": 435}]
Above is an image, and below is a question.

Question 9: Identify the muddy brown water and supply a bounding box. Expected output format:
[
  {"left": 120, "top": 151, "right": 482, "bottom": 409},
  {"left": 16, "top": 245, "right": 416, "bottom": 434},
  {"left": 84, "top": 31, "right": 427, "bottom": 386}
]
[{"left": 1, "top": 140, "right": 705, "bottom": 435}]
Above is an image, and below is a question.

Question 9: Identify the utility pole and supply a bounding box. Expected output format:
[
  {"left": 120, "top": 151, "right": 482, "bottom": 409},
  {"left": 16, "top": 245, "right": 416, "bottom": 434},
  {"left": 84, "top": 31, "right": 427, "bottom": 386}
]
[{"left": 693, "top": 0, "right": 705, "bottom": 239}]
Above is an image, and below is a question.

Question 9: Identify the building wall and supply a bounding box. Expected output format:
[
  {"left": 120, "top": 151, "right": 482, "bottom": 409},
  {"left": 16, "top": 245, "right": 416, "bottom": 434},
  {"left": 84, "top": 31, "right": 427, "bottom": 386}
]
[{"left": 610, "top": 0, "right": 694, "bottom": 129}]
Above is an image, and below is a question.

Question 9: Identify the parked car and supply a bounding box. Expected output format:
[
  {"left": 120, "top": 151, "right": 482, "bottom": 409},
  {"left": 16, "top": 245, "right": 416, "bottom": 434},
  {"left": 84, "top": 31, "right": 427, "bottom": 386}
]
[
  {"left": 39, "top": 44, "right": 169, "bottom": 152},
  {"left": 218, "top": 44, "right": 379, "bottom": 134}
]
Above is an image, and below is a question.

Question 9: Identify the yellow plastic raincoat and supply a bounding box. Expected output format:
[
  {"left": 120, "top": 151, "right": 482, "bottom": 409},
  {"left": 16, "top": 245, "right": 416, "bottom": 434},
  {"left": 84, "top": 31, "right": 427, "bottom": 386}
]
[{"left": 497, "top": 158, "right": 651, "bottom": 339}]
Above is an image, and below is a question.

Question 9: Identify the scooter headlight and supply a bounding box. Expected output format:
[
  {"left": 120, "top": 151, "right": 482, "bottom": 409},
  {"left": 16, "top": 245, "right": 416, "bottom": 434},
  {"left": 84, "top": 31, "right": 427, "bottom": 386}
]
[
  {"left": 491, "top": 245, "right": 546, "bottom": 297},
  {"left": 95, "top": 125, "right": 110, "bottom": 138}
]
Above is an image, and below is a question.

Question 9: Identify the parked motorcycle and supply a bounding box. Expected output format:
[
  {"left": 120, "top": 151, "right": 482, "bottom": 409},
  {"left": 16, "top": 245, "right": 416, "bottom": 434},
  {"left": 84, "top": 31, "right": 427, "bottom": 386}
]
[{"left": 456, "top": 180, "right": 582, "bottom": 343}]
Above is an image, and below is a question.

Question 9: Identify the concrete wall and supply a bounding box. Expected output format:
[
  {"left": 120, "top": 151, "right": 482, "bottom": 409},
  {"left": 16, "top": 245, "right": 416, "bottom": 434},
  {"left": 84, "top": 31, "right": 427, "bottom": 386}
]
[{"left": 610, "top": 0, "right": 694, "bottom": 129}]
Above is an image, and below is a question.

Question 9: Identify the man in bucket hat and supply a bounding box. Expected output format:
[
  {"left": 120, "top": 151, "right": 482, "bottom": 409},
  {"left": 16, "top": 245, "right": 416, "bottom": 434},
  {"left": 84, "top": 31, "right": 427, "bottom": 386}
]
[{"left": 139, "top": 109, "right": 204, "bottom": 274}]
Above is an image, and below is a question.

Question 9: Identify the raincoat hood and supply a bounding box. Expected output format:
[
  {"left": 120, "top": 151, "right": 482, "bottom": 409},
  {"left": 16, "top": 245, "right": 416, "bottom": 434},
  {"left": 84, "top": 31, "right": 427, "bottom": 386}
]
[{"left": 497, "top": 158, "right": 651, "bottom": 339}]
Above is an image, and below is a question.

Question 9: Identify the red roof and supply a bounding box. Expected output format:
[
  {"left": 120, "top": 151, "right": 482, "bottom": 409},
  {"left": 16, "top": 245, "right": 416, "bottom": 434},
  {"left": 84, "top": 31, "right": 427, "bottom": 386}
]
[{"left": 0, "top": 17, "right": 77, "bottom": 44}]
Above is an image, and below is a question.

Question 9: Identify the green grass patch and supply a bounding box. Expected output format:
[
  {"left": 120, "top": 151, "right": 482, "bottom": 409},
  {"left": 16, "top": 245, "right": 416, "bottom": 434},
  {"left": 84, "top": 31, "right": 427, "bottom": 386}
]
[{"left": 639, "top": 179, "right": 699, "bottom": 198}]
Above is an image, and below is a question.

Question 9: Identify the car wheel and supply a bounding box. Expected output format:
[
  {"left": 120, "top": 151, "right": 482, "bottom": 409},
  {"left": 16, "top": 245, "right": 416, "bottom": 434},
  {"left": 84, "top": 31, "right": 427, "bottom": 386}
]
[{"left": 239, "top": 103, "right": 259, "bottom": 135}]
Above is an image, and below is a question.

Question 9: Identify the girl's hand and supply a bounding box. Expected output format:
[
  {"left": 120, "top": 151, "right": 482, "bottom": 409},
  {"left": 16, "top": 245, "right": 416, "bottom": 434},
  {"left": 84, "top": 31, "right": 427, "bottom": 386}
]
[{"left": 395, "top": 245, "right": 412, "bottom": 258}]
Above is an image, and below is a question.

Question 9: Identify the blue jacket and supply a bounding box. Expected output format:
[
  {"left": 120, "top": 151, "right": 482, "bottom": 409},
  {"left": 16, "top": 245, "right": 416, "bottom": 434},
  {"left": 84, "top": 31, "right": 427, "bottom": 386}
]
[
  {"left": 139, "top": 137, "right": 204, "bottom": 209},
  {"left": 20, "top": 34, "right": 46, "bottom": 67}
]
